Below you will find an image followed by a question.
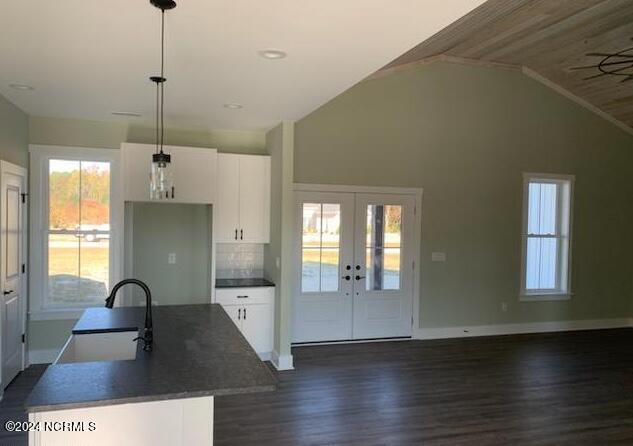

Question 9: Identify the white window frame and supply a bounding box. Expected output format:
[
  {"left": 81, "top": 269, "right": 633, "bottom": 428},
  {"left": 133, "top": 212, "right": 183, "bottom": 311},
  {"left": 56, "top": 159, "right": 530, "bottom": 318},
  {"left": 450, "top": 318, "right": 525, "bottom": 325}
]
[
  {"left": 520, "top": 173, "right": 574, "bottom": 301},
  {"left": 29, "top": 145, "right": 123, "bottom": 320}
]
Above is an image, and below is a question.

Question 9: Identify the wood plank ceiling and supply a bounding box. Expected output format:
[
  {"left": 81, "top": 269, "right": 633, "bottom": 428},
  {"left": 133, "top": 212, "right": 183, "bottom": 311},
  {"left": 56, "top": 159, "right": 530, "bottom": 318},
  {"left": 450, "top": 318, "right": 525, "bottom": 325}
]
[{"left": 385, "top": 0, "right": 633, "bottom": 130}]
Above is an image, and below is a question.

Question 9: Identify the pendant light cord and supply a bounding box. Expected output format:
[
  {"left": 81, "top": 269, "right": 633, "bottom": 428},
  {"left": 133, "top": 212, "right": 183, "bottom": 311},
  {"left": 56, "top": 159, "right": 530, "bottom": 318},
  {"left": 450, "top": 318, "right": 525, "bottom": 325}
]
[{"left": 160, "top": 9, "right": 165, "bottom": 155}]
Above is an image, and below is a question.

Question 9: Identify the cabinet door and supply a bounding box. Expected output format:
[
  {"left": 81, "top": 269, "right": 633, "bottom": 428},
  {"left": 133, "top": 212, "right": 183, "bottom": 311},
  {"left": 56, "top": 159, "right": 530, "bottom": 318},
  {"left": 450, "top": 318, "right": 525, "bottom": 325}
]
[
  {"left": 222, "top": 305, "right": 243, "bottom": 330},
  {"left": 122, "top": 143, "right": 155, "bottom": 202},
  {"left": 240, "top": 304, "right": 273, "bottom": 354},
  {"left": 166, "top": 145, "right": 217, "bottom": 204},
  {"left": 215, "top": 154, "right": 241, "bottom": 242},
  {"left": 238, "top": 155, "right": 270, "bottom": 243}
]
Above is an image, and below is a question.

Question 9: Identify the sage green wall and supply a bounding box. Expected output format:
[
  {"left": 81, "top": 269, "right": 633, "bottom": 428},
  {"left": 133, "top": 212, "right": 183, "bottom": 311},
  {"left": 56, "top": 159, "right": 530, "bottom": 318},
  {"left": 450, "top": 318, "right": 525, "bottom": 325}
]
[
  {"left": 28, "top": 116, "right": 265, "bottom": 353},
  {"left": 29, "top": 116, "right": 266, "bottom": 153},
  {"left": 263, "top": 122, "right": 295, "bottom": 358},
  {"left": 131, "top": 203, "right": 210, "bottom": 306},
  {"left": 295, "top": 61, "right": 633, "bottom": 329},
  {"left": 0, "top": 94, "right": 28, "bottom": 167}
]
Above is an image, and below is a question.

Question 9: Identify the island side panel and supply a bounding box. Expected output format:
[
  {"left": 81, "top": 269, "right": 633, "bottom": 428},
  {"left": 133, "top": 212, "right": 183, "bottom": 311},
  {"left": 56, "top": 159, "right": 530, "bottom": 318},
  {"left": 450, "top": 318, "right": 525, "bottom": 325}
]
[{"left": 28, "top": 396, "right": 214, "bottom": 446}]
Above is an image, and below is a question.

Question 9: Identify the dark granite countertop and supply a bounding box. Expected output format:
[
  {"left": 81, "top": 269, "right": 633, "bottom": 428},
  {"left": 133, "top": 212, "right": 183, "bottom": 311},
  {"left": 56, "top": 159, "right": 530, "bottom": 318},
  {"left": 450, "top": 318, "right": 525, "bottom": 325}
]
[
  {"left": 25, "top": 304, "right": 277, "bottom": 413},
  {"left": 216, "top": 278, "right": 275, "bottom": 288}
]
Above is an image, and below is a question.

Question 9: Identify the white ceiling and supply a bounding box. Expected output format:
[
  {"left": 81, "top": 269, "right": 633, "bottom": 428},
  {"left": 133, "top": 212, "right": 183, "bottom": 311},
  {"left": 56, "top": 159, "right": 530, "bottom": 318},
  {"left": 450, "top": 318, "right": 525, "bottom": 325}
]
[{"left": 0, "top": 0, "right": 485, "bottom": 131}]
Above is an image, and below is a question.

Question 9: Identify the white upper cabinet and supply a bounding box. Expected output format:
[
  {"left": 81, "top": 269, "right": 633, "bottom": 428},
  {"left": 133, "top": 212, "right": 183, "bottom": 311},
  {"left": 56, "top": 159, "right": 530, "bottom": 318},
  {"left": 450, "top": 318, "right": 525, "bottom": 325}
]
[
  {"left": 216, "top": 153, "right": 270, "bottom": 243},
  {"left": 121, "top": 143, "right": 217, "bottom": 204}
]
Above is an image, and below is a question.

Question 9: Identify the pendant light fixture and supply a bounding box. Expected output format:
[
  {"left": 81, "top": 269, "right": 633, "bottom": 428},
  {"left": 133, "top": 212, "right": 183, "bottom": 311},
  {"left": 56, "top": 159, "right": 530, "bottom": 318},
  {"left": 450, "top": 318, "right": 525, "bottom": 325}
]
[{"left": 149, "top": 0, "right": 176, "bottom": 200}]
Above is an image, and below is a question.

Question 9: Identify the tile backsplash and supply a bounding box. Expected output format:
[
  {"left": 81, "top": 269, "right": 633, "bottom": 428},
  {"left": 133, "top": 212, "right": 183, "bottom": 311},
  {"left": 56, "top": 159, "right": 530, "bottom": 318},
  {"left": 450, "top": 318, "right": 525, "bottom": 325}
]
[{"left": 216, "top": 244, "right": 264, "bottom": 279}]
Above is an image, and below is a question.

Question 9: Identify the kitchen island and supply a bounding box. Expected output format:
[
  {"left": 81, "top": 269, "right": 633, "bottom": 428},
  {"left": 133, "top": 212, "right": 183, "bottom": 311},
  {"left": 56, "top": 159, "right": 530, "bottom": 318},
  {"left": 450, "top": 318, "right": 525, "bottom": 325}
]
[{"left": 25, "top": 304, "right": 277, "bottom": 445}]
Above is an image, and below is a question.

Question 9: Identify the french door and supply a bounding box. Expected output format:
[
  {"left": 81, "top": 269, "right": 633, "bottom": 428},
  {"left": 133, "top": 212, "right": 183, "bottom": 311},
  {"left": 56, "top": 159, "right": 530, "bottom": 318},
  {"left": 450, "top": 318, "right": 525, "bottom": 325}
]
[{"left": 293, "top": 191, "right": 415, "bottom": 343}]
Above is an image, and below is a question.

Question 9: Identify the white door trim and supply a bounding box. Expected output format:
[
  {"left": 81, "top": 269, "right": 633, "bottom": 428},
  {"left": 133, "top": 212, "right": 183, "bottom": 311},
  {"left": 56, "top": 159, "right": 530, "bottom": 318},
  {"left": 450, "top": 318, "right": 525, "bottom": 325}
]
[
  {"left": 292, "top": 183, "right": 423, "bottom": 343},
  {"left": 0, "top": 161, "right": 28, "bottom": 388}
]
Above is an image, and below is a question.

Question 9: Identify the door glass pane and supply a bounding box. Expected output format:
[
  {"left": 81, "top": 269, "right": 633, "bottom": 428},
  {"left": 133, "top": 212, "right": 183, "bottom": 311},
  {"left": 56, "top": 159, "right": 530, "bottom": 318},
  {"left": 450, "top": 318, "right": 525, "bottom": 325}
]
[
  {"left": 6, "top": 186, "right": 19, "bottom": 278},
  {"left": 321, "top": 249, "right": 339, "bottom": 292},
  {"left": 79, "top": 236, "right": 110, "bottom": 304},
  {"left": 48, "top": 233, "right": 80, "bottom": 305},
  {"left": 526, "top": 236, "right": 557, "bottom": 290},
  {"left": 49, "top": 160, "right": 80, "bottom": 230},
  {"left": 366, "top": 204, "right": 402, "bottom": 291},
  {"left": 301, "top": 248, "right": 320, "bottom": 292},
  {"left": 301, "top": 202, "right": 341, "bottom": 293},
  {"left": 302, "top": 203, "right": 321, "bottom": 248},
  {"left": 384, "top": 248, "right": 401, "bottom": 290},
  {"left": 80, "top": 161, "right": 110, "bottom": 229}
]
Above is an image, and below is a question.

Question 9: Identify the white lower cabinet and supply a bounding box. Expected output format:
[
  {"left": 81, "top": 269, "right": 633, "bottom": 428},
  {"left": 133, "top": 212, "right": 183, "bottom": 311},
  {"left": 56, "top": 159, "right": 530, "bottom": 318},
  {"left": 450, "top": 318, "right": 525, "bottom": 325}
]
[{"left": 215, "top": 287, "right": 274, "bottom": 358}]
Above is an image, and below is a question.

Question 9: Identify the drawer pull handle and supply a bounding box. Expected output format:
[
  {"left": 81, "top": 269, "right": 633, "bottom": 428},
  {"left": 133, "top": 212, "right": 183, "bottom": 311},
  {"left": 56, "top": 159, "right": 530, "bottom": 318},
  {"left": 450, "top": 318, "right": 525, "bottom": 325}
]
[
  {"left": 237, "top": 295, "right": 249, "bottom": 299},
  {"left": 243, "top": 308, "right": 247, "bottom": 319}
]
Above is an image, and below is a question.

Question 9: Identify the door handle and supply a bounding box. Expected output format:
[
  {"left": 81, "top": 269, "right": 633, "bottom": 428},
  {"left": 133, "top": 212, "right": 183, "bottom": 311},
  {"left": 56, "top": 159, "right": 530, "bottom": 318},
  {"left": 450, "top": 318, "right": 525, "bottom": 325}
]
[
  {"left": 342, "top": 275, "right": 351, "bottom": 281},
  {"left": 243, "top": 308, "right": 247, "bottom": 319},
  {"left": 235, "top": 229, "right": 238, "bottom": 240},
  {"left": 238, "top": 308, "right": 241, "bottom": 320},
  {"left": 355, "top": 275, "right": 365, "bottom": 281},
  {"left": 240, "top": 229, "right": 243, "bottom": 240},
  {"left": 3, "top": 290, "right": 13, "bottom": 295}
]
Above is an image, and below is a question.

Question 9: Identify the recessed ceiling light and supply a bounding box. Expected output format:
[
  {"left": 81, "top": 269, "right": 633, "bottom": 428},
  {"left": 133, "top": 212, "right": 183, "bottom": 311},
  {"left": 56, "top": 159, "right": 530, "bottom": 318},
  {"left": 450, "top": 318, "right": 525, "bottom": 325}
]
[
  {"left": 9, "top": 83, "right": 34, "bottom": 91},
  {"left": 224, "top": 103, "right": 243, "bottom": 109},
  {"left": 112, "top": 111, "right": 142, "bottom": 117},
  {"left": 258, "top": 49, "right": 287, "bottom": 60}
]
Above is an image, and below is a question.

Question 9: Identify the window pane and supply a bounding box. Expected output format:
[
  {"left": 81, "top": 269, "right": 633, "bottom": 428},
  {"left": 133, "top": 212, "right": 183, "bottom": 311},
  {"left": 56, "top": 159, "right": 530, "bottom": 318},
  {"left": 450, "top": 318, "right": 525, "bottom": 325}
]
[
  {"left": 79, "top": 236, "right": 109, "bottom": 304},
  {"left": 302, "top": 203, "right": 321, "bottom": 248},
  {"left": 301, "top": 248, "right": 320, "bottom": 292},
  {"left": 49, "top": 160, "right": 80, "bottom": 230},
  {"left": 48, "top": 233, "right": 80, "bottom": 305},
  {"left": 321, "top": 204, "right": 340, "bottom": 248},
  {"left": 321, "top": 249, "right": 339, "bottom": 292},
  {"left": 526, "top": 237, "right": 557, "bottom": 290},
  {"left": 80, "top": 161, "right": 110, "bottom": 229},
  {"left": 528, "top": 182, "right": 557, "bottom": 235},
  {"left": 366, "top": 204, "right": 402, "bottom": 291}
]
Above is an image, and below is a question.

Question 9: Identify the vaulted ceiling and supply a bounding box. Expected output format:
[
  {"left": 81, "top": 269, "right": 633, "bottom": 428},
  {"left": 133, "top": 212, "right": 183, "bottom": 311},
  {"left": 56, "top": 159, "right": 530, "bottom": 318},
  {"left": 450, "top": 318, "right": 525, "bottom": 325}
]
[
  {"left": 386, "top": 0, "right": 633, "bottom": 132},
  {"left": 0, "top": 0, "right": 485, "bottom": 130}
]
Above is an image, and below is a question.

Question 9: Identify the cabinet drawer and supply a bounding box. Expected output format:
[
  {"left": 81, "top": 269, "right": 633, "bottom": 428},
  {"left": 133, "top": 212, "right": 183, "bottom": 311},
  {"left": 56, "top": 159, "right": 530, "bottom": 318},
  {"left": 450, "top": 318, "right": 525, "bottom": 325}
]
[{"left": 215, "top": 287, "right": 274, "bottom": 306}]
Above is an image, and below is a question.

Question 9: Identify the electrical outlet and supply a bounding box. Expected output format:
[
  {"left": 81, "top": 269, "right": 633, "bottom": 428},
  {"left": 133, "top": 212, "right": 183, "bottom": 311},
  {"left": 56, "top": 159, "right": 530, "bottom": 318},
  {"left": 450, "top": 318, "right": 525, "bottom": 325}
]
[
  {"left": 168, "top": 253, "right": 176, "bottom": 264},
  {"left": 501, "top": 302, "right": 508, "bottom": 312},
  {"left": 431, "top": 252, "right": 446, "bottom": 262}
]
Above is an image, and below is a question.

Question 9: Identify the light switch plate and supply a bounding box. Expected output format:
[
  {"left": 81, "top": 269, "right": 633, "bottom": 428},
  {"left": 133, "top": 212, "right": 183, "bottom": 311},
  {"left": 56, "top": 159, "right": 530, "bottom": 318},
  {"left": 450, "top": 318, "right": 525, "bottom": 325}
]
[{"left": 431, "top": 252, "right": 446, "bottom": 262}]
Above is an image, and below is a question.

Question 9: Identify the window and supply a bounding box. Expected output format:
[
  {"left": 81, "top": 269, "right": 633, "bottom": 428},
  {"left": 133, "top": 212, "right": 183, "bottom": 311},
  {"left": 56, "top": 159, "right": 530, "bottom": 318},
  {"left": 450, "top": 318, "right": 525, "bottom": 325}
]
[
  {"left": 301, "top": 203, "right": 341, "bottom": 293},
  {"left": 365, "top": 204, "right": 402, "bottom": 291},
  {"left": 30, "top": 146, "right": 121, "bottom": 319},
  {"left": 520, "top": 173, "right": 573, "bottom": 299}
]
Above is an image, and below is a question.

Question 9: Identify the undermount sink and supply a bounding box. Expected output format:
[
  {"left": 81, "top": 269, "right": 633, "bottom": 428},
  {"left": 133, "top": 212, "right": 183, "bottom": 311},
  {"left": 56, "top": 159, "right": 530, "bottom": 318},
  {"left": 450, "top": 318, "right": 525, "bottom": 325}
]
[{"left": 55, "top": 331, "right": 138, "bottom": 364}]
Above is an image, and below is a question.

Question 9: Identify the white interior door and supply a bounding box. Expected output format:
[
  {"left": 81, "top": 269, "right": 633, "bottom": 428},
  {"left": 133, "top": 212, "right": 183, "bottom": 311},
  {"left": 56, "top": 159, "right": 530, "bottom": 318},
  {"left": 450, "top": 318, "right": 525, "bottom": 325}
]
[
  {"left": 1, "top": 162, "right": 26, "bottom": 388},
  {"left": 293, "top": 191, "right": 416, "bottom": 343},
  {"left": 293, "top": 192, "right": 354, "bottom": 343},
  {"left": 352, "top": 194, "right": 414, "bottom": 339}
]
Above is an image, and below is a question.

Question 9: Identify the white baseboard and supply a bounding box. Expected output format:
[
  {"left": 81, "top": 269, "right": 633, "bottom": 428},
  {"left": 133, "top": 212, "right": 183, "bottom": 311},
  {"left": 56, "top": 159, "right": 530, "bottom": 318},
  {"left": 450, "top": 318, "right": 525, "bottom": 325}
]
[
  {"left": 271, "top": 350, "right": 294, "bottom": 371},
  {"left": 28, "top": 348, "right": 60, "bottom": 365},
  {"left": 414, "top": 318, "right": 633, "bottom": 340}
]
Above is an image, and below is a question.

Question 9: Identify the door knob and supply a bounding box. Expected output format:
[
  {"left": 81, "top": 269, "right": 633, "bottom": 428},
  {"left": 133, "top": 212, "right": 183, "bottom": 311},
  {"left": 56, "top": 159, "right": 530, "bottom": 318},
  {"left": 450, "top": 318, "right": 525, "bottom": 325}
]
[
  {"left": 355, "top": 275, "right": 365, "bottom": 281},
  {"left": 342, "top": 275, "right": 351, "bottom": 281}
]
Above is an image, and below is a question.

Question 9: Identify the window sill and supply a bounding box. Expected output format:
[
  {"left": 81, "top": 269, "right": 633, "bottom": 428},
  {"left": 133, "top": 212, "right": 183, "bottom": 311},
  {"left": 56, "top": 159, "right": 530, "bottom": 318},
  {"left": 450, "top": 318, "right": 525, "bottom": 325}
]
[
  {"left": 519, "top": 293, "right": 571, "bottom": 302},
  {"left": 29, "top": 309, "right": 88, "bottom": 321}
]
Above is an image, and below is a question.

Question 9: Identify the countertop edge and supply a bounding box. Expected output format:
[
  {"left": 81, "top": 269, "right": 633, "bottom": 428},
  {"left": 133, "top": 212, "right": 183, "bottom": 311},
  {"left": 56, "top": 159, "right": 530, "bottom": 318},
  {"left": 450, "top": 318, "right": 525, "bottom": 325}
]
[{"left": 27, "top": 383, "right": 277, "bottom": 413}]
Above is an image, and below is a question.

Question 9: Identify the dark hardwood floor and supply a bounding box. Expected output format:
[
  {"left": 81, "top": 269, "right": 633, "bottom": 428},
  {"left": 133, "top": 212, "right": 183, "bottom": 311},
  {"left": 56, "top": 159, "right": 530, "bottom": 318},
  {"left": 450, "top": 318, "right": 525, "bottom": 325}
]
[{"left": 3, "top": 330, "right": 633, "bottom": 445}]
